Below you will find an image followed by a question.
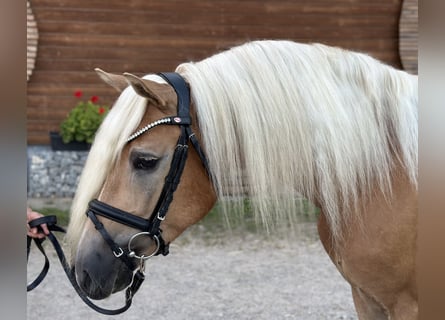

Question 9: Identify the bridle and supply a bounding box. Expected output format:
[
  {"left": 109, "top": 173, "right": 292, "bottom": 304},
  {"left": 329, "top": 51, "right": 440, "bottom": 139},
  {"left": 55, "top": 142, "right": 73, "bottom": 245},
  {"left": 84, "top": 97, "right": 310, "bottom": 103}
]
[
  {"left": 86, "top": 72, "right": 209, "bottom": 309},
  {"left": 27, "top": 73, "right": 209, "bottom": 315}
]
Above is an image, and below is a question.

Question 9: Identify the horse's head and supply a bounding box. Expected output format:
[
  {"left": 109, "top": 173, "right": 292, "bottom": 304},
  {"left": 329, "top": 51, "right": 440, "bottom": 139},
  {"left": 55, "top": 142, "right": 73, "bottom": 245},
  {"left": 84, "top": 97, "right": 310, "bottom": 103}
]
[{"left": 71, "top": 69, "right": 216, "bottom": 300}]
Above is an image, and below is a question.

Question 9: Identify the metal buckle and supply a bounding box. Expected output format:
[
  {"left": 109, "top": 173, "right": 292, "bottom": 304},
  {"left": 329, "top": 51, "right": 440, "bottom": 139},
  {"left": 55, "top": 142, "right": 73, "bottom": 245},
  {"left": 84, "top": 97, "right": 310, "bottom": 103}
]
[
  {"left": 113, "top": 247, "right": 124, "bottom": 258},
  {"left": 127, "top": 232, "right": 160, "bottom": 261},
  {"left": 157, "top": 212, "right": 165, "bottom": 221}
]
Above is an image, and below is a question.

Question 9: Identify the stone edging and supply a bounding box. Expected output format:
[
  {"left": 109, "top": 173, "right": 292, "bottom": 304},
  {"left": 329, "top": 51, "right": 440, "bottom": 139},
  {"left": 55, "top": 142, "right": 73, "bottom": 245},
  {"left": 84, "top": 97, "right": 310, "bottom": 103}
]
[{"left": 27, "top": 146, "right": 88, "bottom": 198}]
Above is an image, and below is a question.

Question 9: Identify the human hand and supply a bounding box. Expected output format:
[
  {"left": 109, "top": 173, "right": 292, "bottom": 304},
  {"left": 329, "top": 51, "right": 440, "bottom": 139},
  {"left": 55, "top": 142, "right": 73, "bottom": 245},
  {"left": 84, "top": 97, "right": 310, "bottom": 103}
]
[{"left": 27, "top": 207, "right": 50, "bottom": 239}]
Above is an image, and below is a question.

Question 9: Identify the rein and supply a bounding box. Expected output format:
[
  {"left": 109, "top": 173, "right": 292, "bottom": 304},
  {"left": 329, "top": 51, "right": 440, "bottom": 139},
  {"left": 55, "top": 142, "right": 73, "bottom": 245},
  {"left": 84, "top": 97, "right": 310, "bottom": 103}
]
[
  {"left": 27, "top": 72, "right": 209, "bottom": 315},
  {"left": 27, "top": 215, "right": 140, "bottom": 315}
]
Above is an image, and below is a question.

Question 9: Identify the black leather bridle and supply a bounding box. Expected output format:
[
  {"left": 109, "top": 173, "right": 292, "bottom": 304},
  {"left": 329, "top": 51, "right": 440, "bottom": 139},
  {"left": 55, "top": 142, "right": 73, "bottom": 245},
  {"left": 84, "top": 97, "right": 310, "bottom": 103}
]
[
  {"left": 87, "top": 71, "right": 208, "bottom": 260},
  {"left": 86, "top": 72, "right": 209, "bottom": 311},
  {"left": 27, "top": 72, "right": 209, "bottom": 315}
]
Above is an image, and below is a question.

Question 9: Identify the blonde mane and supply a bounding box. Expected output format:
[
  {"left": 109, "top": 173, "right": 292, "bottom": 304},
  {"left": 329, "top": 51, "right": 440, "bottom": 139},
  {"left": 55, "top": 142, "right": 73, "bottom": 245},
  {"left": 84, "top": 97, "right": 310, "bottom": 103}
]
[
  {"left": 67, "top": 40, "right": 417, "bottom": 254},
  {"left": 177, "top": 40, "right": 417, "bottom": 239}
]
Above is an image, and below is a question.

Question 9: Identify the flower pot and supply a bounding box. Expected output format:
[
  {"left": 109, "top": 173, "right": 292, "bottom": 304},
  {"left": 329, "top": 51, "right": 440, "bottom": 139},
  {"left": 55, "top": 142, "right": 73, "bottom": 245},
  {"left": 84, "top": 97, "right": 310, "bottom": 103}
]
[{"left": 49, "top": 131, "right": 91, "bottom": 151}]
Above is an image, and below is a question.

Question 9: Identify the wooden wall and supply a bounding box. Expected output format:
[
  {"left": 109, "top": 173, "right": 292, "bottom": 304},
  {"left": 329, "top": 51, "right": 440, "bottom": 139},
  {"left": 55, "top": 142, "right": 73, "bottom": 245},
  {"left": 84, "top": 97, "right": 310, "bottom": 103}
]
[
  {"left": 399, "top": 0, "right": 418, "bottom": 74},
  {"left": 28, "top": 0, "right": 404, "bottom": 145}
]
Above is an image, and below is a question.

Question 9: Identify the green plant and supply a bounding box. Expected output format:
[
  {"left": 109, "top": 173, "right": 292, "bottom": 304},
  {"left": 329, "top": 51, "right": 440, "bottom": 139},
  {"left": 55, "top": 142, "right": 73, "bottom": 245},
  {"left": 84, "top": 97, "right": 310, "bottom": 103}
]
[{"left": 60, "top": 91, "right": 110, "bottom": 144}]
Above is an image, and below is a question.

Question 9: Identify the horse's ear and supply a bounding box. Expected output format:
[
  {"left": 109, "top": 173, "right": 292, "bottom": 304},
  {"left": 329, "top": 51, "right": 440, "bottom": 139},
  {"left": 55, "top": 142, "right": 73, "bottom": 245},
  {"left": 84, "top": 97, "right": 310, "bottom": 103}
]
[
  {"left": 123, "top": 72, "right": 167, "bottom": 107},
  {"left": 94, "top": 68, "right": 128, "bottom": 92}
]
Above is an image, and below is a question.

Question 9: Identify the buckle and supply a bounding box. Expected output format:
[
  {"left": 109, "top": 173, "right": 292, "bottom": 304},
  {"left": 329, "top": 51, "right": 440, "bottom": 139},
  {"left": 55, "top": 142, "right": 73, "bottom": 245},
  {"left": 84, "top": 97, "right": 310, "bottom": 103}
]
[{"left": 113, "top": 247, "right": 124, "bottom": 258}]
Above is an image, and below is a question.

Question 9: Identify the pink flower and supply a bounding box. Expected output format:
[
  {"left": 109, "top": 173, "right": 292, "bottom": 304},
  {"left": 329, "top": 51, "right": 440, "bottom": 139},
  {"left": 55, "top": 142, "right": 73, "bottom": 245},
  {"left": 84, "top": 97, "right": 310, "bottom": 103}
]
[
  {"left": 90, "top": 96, "right": 99, "bottom": 103},
  {"left": 74, "top": 90, "right": 82, "bottom": 98}
]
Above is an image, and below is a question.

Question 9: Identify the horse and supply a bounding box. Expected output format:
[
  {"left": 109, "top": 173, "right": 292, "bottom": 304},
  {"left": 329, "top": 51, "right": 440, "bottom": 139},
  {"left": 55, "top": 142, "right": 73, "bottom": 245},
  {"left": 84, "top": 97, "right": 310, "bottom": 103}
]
[{"left": 66, "top": 40, "right": 418, "bottom": 319}]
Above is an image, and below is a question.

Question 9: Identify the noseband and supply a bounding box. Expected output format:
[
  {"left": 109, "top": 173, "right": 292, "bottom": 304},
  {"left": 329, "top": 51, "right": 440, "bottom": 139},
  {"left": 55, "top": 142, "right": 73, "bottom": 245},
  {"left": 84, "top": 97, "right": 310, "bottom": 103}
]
[{"left": 85, "top": 72, "right": 209, "bottom": 308}]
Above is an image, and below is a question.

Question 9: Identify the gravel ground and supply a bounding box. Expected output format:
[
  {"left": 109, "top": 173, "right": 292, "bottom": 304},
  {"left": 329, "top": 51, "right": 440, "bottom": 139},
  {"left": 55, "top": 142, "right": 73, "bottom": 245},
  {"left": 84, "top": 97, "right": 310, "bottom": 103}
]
[{"left": 27, "top": 223, "right": 357, "bottom": 320}]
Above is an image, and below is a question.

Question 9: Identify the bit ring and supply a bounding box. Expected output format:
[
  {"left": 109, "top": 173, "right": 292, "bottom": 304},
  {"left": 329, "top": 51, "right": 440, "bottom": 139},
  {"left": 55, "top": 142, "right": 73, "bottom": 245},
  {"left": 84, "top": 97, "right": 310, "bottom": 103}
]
[{"left": 127, "top": 232, "right": 160, "bottom": 260}]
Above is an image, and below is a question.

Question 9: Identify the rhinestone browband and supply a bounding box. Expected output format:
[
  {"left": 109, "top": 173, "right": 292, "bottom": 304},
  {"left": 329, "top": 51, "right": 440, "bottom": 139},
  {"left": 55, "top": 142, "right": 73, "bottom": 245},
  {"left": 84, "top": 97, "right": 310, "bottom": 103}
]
[{"left": 126, "top": 117, "right": 172, "bottom": 142}]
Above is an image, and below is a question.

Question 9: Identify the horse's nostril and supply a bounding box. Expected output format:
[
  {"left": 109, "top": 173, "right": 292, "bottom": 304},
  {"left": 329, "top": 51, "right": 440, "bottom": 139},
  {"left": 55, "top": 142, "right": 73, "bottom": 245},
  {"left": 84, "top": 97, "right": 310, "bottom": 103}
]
[
  {"left": 80, "top": 270, "right": 108, "bottom": 300},
  {"left": 79, "top": 270, "right": 95, "bottom": 296},
  {"left": 82, "top": 270, "right": 92, "bottom": 289}
]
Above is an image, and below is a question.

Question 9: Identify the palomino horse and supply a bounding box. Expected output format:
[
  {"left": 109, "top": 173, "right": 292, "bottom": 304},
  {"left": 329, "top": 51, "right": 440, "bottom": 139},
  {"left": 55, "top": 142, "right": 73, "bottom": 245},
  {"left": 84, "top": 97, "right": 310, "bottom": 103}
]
[{"left": 66, "top": 40, "right": 418, "bottom": 319}]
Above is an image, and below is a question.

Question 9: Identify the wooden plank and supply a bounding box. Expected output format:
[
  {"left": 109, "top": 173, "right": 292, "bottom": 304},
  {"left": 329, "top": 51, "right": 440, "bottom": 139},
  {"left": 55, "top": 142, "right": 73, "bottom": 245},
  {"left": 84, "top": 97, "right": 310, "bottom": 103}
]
[
  {"left": 38, "top": 34, "right": 220, "bottom": 49},
  {"left": 34, "top": 59, "right": 181, "bottom": 73},
  {"left": 27, "top": 84, "right": 114, "bottom": 96},
  {"left": 34, "top": 23, "right": 398, "bottom": 42},
  {"left": 29, "top": 71, "right": 103, "bottom": 84},
  {"left": 27, "top": 94, "right": 116, "bottom": 109},
  {"left": 28, "top": 135, "right": 52, "bottom": 145},
  {"left": 33, "top": 7, "right": 399, "bottom": 27},
  {"left": 33, "top": 0, "right": 400, "bottom": 15},
  {"left": 28, "top": 119, "right": 67, "bottom": 127},
  {"left": 36, "top": 46, "right": 208, "bottom": 61}
]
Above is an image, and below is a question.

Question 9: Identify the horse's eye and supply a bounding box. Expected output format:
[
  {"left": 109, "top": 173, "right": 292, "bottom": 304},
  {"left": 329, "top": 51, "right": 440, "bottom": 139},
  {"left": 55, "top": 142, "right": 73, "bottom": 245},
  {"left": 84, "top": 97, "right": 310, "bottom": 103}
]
[{"left": 133, "top": 157, "right": 158, "bottom": 171}]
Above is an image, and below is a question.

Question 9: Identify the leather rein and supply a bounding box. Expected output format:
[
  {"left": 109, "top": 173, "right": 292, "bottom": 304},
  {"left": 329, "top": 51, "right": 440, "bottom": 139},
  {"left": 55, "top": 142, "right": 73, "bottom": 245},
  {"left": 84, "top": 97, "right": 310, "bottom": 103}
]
[{"left": 27, "top": 72, "right": 209, "bottom": 315}]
